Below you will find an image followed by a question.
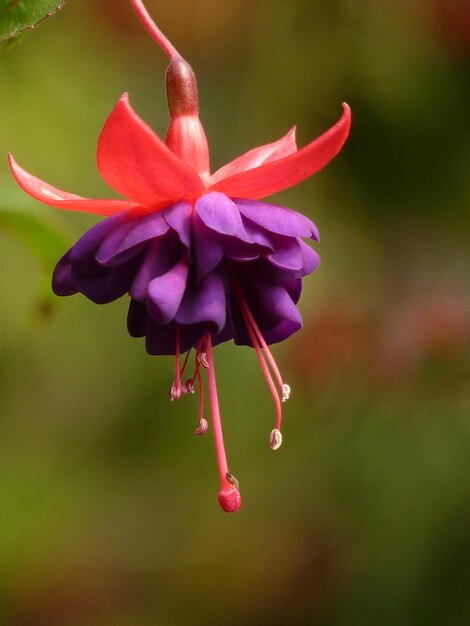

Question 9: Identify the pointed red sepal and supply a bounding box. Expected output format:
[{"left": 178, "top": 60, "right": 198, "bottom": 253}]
[
  {"left": 97, "top": 93, "right": 205, "bottom": 208},
  {"left": 8, "top": 155, "right": 136, "bottom": 216},
  {"left": 210, "top": 103, "right": 351, "bottom": 199},
  {"left": 211, "top": 126, "right": 297, "bottom": 183}
]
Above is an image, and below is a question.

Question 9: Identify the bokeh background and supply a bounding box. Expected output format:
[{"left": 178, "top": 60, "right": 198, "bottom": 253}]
[{"left": 0, "top": 0, "right": 469, "bottom": 624}]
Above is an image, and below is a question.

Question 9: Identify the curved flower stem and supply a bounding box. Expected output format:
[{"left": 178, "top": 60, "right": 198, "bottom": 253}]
[{"left": 130, "top": 0, "right": 182, "bottom": 61}]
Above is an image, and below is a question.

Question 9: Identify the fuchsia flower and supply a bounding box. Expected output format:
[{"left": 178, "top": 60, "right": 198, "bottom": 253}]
[{"left": 9, "top": 0, "right": 351, "bottom": 512}]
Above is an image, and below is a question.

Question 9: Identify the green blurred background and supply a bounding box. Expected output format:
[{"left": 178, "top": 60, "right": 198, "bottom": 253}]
[{"left": 0, "top": 0, "right": 469, "bottom": 624}]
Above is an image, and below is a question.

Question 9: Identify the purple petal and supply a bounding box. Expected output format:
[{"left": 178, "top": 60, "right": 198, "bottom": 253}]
[
  {"left": 231, "top": 268, "right": 303, "bottom": 346},
  {"left": 299, "top": 240, "right": 320, "bottom": 275},
  {"left": 253, "top": 281, "right": 302, "bottom": 327},
  {"left": 52, "top": 253, "right": 77, "bottom": 296},
  {"left": 164, "top": 200, "right": 192, "bottom": 248},
  {"left": 145, "top": 319, "right": 207, "bottom": 356},
  {"left": 241, "top": 219, "right": 274, "bottom": 250},
  {"left": 68, "top": 213, "right": 127, "bottom": 266},
  {"left": 235, "top": 199, "right": 319, "bottom": 240},
  {"left": 192, "top": 212, "right": 225, "bottom": 280},
  {"left": 129, "top": 232, "right": 182, "bottom": 301},
  {"left": 147, "top": 254, "right": 189, "bottom": 324},
  {"left": 262, "top": 317, "right": 303, "bottom": 344},
  {"left": 266, "top": 236, "right": 303, "bottom": 271},
  {"left": 127, "top": 299, "right": 147, "bottom": 337},
  {"left": 70, "top": 257, "right": 141, "bottom": 304},
  {"left": 196, "top": 192, "right": 250, "bottom": 241},
  {"left": 225, "top": 238, "right": 261, "bottom": 262},
  {"left": 96, "top": 211, "right": 170, "bottom": 267},
  {"left": 283, "top": 278, "right": 302, "bottom": 304},
  {"left": 175, "top": 271, "right": 226, "bottom": 334}
]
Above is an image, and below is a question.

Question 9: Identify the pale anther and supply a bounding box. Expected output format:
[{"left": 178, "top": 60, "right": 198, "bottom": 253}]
[
  {"left": 281, "top": 383, "right": 291, "bottom": 403},
  {"left": 195, "top": 418, "right": 208, "bottom": 436},
  {"left": 197, "top": 352, "right": 209, "bottom": 368},
  {"left": 269, "top": 428, "right": 283, "bottom": 450},
  {"left": 169, "top": 381, "right": 181, "bottom": 401}
]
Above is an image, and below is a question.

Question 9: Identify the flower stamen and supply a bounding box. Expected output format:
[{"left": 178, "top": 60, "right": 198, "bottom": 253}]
[
  {"left": 282, "top": 383, "right": 291, "bottom": 403},
  {"left": 197, "top": 352, "right": 209, "bottom": 369},
  {"left": 232, "top": 278, "right": 285, "bottom": 445},
  {"left": 234, "top": 280, "right": 290, "bottom": 401},
  {"left": 195, "top": 369, "right": 208, "bottom": 436}
]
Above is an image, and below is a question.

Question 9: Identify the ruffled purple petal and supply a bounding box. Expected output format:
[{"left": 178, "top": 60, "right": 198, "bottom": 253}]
[
  {"left": 175, "top": 271, "right": 226, "bottom": 334},
  {"left": 147, "top": 254, "right": 189, "bottom": 324},
  {"left": 231, "top": 266, "right": 303, "bottom": 345},
  {"left": 224, "top": 238, "right": 261, "bottom": 262},
  {"left": 68, "top": 213, "right": 127, "bottom": 267},
  {"left": 266, "top": 236, "right": 303, "bottom": 271},
  {"left": 262, "top": 317, "right": 303, "bottom": 344},
  {"left": 145, "top": 319, "right": 208, "bottom": 356},
  {"left": 53, "top": 194, "right": 318, "bottom": 354},
  {"left": 127, "top": 299, "right": 147, "bottom": 337},
  {"left": 164, "top": 200, "right": 192, "bottom": 248},
  {"left": 283, "top": 278, "right": 302, "bottom": 304},
  {"left": 129, "top": 232, "right": 183, "bottom": 301},
  {"left": 196, "top": 192, "right": 251, "bottom": 241},
  {"left": 96, "top": 211, "right": 170, "bottom": 268},
  {"left": 235, "top": 198, "right": 319, "bottom": 241},
  {"left": 299, "top": 239, "right": 321, "bottom": 275},
  {"left": 70, "top": 255, "right": 142, "bottom": 304},
  {"left": 192, "top": 212, "right": 225, "bottom": 279},
  {"left": 52, "top": 253, "right": 77, "bottom": 296}
]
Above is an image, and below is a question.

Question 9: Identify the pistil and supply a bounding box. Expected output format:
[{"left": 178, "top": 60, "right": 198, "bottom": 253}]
[{"left": 205, "top": 334, "right": 241, "bottom": 513}]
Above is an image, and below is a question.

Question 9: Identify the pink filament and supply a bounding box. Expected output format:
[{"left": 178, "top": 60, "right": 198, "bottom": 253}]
[
  {"left": 238, "top": 294, "right": 285, "bottom": 394},
  {"left": 232, "top": 280, "right": 283, "bottom": 431},
  {"left": 196, "top": 369, "right": 205, "bottom": 429},
  {"left": 179, "top": 348, "right": 191, "bottom": 380},
  {"left": 175, "top": 324, "right": 181, "bottom": 385}
]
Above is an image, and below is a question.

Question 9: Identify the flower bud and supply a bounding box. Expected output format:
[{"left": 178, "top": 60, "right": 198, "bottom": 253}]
[
  {"left": 165, "top": 58, "right": 211, "bottom": 182},
  {"left": 166, "top": 57, "right": 198, "bottom": 116}
]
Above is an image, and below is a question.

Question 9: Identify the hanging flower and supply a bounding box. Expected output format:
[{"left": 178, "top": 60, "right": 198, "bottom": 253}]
[{"left": 9, "top": 0, "right": 351, "bottom": 512}]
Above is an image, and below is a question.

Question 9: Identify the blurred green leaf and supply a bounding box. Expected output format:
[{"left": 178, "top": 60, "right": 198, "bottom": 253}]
[
  {"left": 0, "top": 197, "right": 70, "bottom": 322},
  {"left": 0, "top": 0, "right": 69, "bottom": 43},
  {"left": 0, "top": 207, "right": 68, "bottom": 268}
]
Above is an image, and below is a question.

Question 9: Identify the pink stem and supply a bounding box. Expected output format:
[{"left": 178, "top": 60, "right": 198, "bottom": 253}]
[{"left": 130, "top": 0, "right": 182, "bottom": 61}]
